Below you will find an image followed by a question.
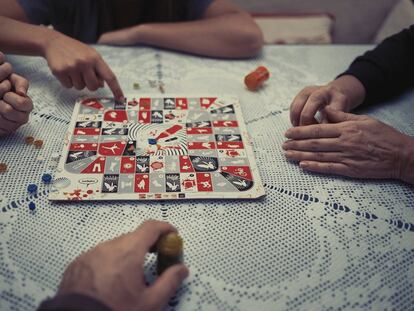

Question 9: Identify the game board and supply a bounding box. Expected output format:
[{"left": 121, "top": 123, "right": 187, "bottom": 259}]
[{"left": 49, "top": 96, "right": 265, "bottom": 200}]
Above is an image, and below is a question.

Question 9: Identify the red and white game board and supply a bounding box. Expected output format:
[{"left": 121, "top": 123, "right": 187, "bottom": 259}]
[{"left": 49, "top": 96, "right": 265, "bottom": 200}]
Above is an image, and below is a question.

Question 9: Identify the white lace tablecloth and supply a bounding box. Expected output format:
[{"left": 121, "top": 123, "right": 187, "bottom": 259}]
[{"left": 1, "top": 45, "right": 414, "bottom": 310}]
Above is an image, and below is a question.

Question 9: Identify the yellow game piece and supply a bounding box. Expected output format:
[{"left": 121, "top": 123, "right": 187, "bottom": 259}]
[
  {"left": 157, "top": 232, "right": 183, "bottom": 275},
  {"left": 34, "top": 139, "right": 44, "bottom": 149},
  {"left": 25, "top": 136, "right": 35, "bottom": 145}
]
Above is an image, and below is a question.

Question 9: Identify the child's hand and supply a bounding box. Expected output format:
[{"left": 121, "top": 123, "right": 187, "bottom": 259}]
[
  {"left": 42, "top": 34, "right": 124, "bottom": 101},
  {"left": 0, "top": 52, "right": 33, "bottom": 136}
]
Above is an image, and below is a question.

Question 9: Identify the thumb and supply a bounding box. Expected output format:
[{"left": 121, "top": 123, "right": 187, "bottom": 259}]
[
  {"left": 324, "top": 106, "right": 361, "bottom": 123},
  {"left": 147, "top": 264, "right": 189, "bottom": 310}
]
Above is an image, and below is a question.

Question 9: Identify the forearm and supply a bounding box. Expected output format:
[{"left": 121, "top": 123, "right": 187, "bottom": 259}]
[
  {"left": 0, "top": 16, "right": 59, "bottom": 57},
  {"left": 340, "top": 25, "right": 414, "bottom": 106},
  {"left": 127, "top": 13, "right": 262, "bottom": 58},
  {"left": 328, "top": 75, "right": 366, "bottom": 111}
]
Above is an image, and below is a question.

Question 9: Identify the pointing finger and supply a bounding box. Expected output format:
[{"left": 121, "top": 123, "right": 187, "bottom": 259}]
[{"left": 95, "top": 57, "right": 124, "bottom": 101}]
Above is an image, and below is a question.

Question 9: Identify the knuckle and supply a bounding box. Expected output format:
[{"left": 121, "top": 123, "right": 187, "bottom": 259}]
[
  {"left": 310, "top": 91, "right": 326, "bottom": 102},
  {"left": 315, "top": 151, "right": 324, "bottom": 159},
  {"left": 51, "top": 67, "right": 65, "bottom": 76},
  {"left": 0, "top": 80, "right": 11, "bottom": 94},
  {"left": 3, "top": 62, "right": 13, "bottom": 74},
  {"left": 309, "top": 140, "right": 320, "bottom": 149},
  {"left": 3, "top": 104, "right": 13, "bottom": 115},
  {"left": 313, "top": 125, "right": 322, "bottom": 138}
]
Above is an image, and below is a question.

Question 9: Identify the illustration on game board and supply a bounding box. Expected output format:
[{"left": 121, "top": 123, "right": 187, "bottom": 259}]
[{"left": 49, "top": 96, "right": 265, "bottom": 200}]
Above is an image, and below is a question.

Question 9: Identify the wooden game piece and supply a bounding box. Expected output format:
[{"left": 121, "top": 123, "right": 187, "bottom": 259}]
[
  {"left": 244, "top": 66, "right": 270, "bottom": 91},
  {"left": 157, "top": 232, "right": 183, "bottom": 275},
  {"left": 0, "top": 163, "right": 7, "bottom": 173},
  {"left": 25, "top": 136, "right": 35, "bottom": 145},
  {"left": 34, "top": 140, "right": 44, "bottom": 149}
]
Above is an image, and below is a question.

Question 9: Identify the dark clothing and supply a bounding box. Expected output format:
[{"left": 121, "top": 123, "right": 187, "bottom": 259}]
[
  {"left": 17, "top": 0, "right": 213, "bottom": 43},
  {"left": 38, "top": 293, "right": 111, "bottom": 311},
  {"left": 341, "top": 25, "right": 414, "bottom": 105}
]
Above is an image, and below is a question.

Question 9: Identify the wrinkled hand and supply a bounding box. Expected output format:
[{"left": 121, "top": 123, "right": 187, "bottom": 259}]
[
  {"left": 0, "top": 52, "right": 33, "bottom": 136},
  {"left": 290, "top": 84, "right": 350, "bottom": 127},
  {"left": 43, "top": 34, "right": 124, "bottom": 100},
  {"left": 290, "top": 75, "right": 366, "bottom": 127},
  {"left": 98, "top": 28, "right": 136, "bottom": 46},
  {"left": 58, "top": 220, "right": 189, "bottom": 311},
  {"left": 283, "top": 106, "right": 414, "bottom": 182}
]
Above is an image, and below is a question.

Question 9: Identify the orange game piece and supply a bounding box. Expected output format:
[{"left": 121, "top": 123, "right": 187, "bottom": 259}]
[
  {"left": 244, "top": 66, "right": 270, "bottom": 91},
  {"left": 25, "top": 136, "right": 35, "bottom": 145},
  {"left": 0, "top": 163, "right": 7, "bottom": 173},
  {"left": 34, "top": 139, "right": 44, "bottom": 149}
]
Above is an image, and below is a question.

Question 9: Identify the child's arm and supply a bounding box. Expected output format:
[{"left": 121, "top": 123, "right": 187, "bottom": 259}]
[
  {"left": 0, "top": 15, "right": 123, "bottom": 100},
  {"left": 98, "top": 0, "right": 263, "bottom": 58}
]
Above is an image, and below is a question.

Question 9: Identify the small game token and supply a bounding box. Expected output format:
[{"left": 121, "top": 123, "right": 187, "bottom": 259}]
[
  {"left": 159, "top": 84, "right": 165, "bottom": 94},
  {"left": 133, "top": 82, "right": 140, "bottom": 90},
  {"left": 42, "top": 173, "right": 52, "bottom": 184},
  {"left": 148, "top": 138, "right": 157, "bottom": 145},
  {"left": 27, "top": 184, "right": 38, "bottom": 194},
  {"left": 51, "top": 152, "right": 60, "bottom": 161},
  {"left": 244, "top": 66, "right": 270, "bottom": 91},
  {"left": 157, "top": 232, "right": 183, "bottom": 275},
  {"left": 0, "top": 163, "right": 7, "bottom": 173},
  {"left": 25, "top": 136, "right": 35, "bottom": 145},
  {"left": 34, "top": 140, "right": 44, "bottom": 149},
  {"left": 28, "top": 202, "right": 36, "bottom": 211}
]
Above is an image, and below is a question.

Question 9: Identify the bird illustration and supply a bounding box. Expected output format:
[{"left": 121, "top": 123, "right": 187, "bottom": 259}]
[
  {"left": 137, "top": 163, "right": 148, "bottom": 172},
  {"left": 78, "top": 121, "right": 91, "bottom": 128},
  {"left": 167, "top": 182, "right": 179, "bottom": 191},
  {"left": 104, "top": 182, "right": 117, "bottom": 192},
  {"left": 233, "top": 179, "right": 247, "bottom": 187},
  {"left": 69, "top": 152, "right": 83, "bottom": 159},
  {"left": 198, "top": 161, "right": 216, "bottom": 170},
  {"left": 104, "top": 128, "right": 117, "bottom": 135}
]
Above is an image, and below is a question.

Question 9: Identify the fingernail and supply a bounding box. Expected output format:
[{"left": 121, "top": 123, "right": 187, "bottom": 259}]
[
  {"left": 282, "top": 142, "right": 288, "bottom": 150},
  {"left": 284, "top": 130, "right": 291, "bottom": 138},
  {"left": 284, "top": 150, "right": 292, "bottom": 157},
  {"left": 299, "top": 161, "right": 309, "bottom": 168}
]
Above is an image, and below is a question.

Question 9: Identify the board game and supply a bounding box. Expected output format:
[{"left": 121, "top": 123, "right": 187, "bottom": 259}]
[{"left": 49, "top": 96, "right": 265, "bottom": 201}]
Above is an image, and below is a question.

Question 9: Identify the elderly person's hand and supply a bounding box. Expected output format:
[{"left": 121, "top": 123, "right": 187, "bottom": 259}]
[
  {"left": 57, "top": 220, "right": 189, "bottom": 311},
  {"left": 283, "top": 106, "right": 414, "bottom": 185},
  {"left": 0, "top": 52, "right": 33, "bottom": 136},
  {"left": 290, "top": 75, "right": 366, "bottom": 126}
]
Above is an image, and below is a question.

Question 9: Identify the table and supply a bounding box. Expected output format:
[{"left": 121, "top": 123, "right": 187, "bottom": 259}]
[{"left": 1, "top": 45, "right": 413, "bottom": 310}]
